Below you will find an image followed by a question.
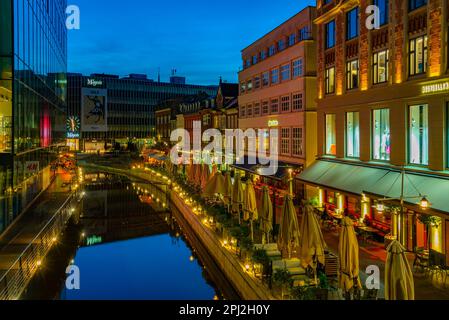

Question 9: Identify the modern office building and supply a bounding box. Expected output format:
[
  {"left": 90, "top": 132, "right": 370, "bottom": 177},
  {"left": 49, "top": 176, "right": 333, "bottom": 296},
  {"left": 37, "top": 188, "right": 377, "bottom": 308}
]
[
  {"left": 0, "top": 0, "right": 68, "bottom": 233},
  {"left": 67, "top": 73, "right": 217, "bottom": 152},
  {"left": 237, "top": 6, "right": 318, "bottom": 195},
  {"left": 299, "top": 0, "right": 449, "bottom": 262}
]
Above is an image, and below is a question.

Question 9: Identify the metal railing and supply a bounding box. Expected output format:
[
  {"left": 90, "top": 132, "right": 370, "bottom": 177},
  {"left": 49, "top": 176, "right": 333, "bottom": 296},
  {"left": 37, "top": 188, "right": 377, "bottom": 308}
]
[{"left": 0, "top": 192, "right": 78, "bottom": 300}]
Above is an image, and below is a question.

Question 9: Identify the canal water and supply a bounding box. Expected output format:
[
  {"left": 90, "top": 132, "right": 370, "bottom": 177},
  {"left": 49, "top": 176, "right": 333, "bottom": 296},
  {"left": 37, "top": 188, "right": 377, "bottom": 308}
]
[{"left": 24, "top": 172, "right": 238, "bottom": 300}]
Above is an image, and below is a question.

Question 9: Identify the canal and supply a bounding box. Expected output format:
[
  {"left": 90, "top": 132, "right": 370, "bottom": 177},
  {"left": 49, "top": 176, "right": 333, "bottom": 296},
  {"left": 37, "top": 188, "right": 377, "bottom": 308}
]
[{"left": 22, "top": 172, "right": 239, "bottom": 300}]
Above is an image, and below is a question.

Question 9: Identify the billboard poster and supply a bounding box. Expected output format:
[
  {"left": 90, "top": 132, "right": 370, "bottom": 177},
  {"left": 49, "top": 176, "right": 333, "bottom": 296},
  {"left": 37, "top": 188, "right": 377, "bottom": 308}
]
[{"left": 81, "top": 88, "right": 108, "bottom": 132}]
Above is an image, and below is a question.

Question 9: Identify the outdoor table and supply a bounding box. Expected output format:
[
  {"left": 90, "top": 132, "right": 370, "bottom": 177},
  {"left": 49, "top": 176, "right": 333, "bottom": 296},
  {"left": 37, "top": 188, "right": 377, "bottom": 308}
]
[{"left": 356, "top": 226, "right": 378, "bottom": 242}]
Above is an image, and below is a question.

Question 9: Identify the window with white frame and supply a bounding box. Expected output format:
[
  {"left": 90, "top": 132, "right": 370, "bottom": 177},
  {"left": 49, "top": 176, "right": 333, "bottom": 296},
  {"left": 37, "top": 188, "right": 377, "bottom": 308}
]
[
  {"left": 262, "top": 72, "right": 269, "bottom": 86},
  {"left": 292, "top": 128, "right": 303, "bottom": 156},
  {"left": 246, "top": 104, "right": 253, "bottom": 117},
  {"left": 270, "top": 99, "right": 279, "bottom": 114},
  {"left": 281, "top": 96, "right": 291, "bottom": 112},
  {"left": 271, "top": 68, "right": 279, "bottom": 84},
  {"left": 240, "top": 106, "right": 246, "bottom": 118},
  {"left": 254, "top": 102, "right": 261, "bottom": 116},
  {"left": 292, "top": 93, "right": 303, "bottom": 111},
  {"left": 262, "top": 101, "right": 269, "bottom": 115},
  {"left": 281, "top": 64, "right": 290, "bottom": 81},
  {"left": 281, "top": 128, "right": 291, "bottom": 155}
]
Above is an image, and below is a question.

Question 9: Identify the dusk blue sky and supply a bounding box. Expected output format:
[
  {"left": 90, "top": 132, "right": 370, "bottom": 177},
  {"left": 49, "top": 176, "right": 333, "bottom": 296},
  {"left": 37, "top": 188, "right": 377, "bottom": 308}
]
[{"left": 68, "top": 0, "right": 315, "bottom": 85}]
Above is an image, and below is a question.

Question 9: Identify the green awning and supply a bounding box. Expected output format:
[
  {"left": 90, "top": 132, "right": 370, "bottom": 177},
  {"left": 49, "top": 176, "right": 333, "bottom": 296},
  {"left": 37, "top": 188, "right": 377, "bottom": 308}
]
[{"left": 298, "top": 160, "right": 449, "bottom": 214}]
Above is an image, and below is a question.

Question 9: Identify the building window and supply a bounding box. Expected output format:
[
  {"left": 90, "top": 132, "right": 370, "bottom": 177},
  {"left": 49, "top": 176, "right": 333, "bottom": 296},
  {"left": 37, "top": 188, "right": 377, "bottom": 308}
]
[
  {"left": 262, "top": 72, "right": 270, "bottom": 86},
  {"left": 292, "top": 93, "right": 303, "bottom": 111},
  {"left": 281, "top": 96, "right": 291, "bottom": 112},
  {"left": 373, "top": 108, "right": 390, "bottom": 161},
  {"left": 292, "top": 128, "right": 303, "bottom": 156},
  {"left": 325, "top": 67, "right": 335, "bottom": 94},
  {"left": 278, "top": 39, "right": 286, "bottom": 51},
  {"left": 271, "top": 69, "right": 279, "bottom": 84},
  {"left": 262, "top": 101, "right": 269, "bottom": 115},
  {"left": 346, "top": 7, "right": 359, "bottom": 40},
  {"left": 269, "top": 45, "right": 276, "bottom": 56},
  {"left": 374, "top": 0, "right": 389, "bottom": 26},
  {"left": 346, "top": 59, "right": 359, "bottom": 90},
  {"left": 240, "top": 82, "right": 246, "bottom": 93},
  {"left": 325, "top": 114, "right": 337, "bottom": 156},
  {"left": 240, "top": 106, "right": 246, "bottom": 118},
  {"left": 270, "top": 98, "right": 279, "bottom": 114},
  {"left": 289, "top": 34, "right": 296, "bottom": 46},
  {"left": 325, "top": 20, "right": 336, "bottom": 49},
  {"left": 292, "top": 59, "right": 303, "bottom": 78},
  {"left": 299, "top": 26, "right": 311, "bottom": 41},
  {"left": 281, "top": 64, "right": 290, "bottom": 81},
  {"left": 254, "top": 76, "right": 261, "bottom": 89},
  {"left": 409, "top": 0, "right": 427, "bottom": 11},
  {"left": 261, "top": 50, "right": 267, "bottom": 60},
  {"left": 247, "top": 104, "right": 253, "bottom": 117},
  {"left": 253, "top": 55, "right": 258, "bottom": 65},
  {"left": 346, "top": 112, "right": 360, "bottom": 158},
  {"left": 409, "top": 104, "right": 428, "bottom": 165},
  {"left": 281, "top": 128, "right": 291, "bottom": 155},
  {"left": 409, "top": 35, "right": 428, "bottom": 76},
  {"left": 247, "top": 80, "right": 253, "bottom": 91},
  {"left": 254, "top": 103, "right": 261, "bottom": 116},
  {"left": 373, "top": 50, "right": 389, "bottom": 84}
]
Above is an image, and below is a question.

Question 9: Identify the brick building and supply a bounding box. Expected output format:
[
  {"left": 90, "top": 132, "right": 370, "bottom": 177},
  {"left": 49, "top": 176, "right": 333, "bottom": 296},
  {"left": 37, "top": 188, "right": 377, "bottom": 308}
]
[{"left": 299, "top": 0, "right": 449, "bottom": 262}]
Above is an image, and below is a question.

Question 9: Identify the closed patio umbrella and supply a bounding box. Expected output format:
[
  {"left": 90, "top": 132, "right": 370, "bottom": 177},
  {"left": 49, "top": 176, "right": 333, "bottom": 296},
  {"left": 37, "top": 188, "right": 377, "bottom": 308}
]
[
  {"left": 223, "top": 171, "right": 232, "bottom": 206},
  {"left": 211, "top": 164, "right": 218, "bottom": 178},
  {"left": 243, "top": 180, "right": 258, "bottom": 241},
  {"left": 259, "top": 186, "right": 273, "bottom": 244},
  {"left": 385, "top": 240, "right": 415, "bottom": 300},
  {"left": 299, "top": 204, "right": 327, "bottom": 270},
  {"left": 339, "top": 216, "right": 362, "bottom": 294},
  {"left": 278, "top": 195, "right": 300, "bottom": 259},
  {"left": 200, "top": 164, "right": 210, "bottom": 191},
  {"left": 231, "top": 173, "right": 244, "bottom": 224},
  {"left": 204, "top": 172, "right": 225, "bottom": 199}
]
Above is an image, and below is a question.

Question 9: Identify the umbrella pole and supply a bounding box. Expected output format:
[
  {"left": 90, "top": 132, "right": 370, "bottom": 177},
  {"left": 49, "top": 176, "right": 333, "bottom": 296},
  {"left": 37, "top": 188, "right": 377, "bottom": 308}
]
[{"left": 250, "top": 220, "right": 254, "bottom": 242}]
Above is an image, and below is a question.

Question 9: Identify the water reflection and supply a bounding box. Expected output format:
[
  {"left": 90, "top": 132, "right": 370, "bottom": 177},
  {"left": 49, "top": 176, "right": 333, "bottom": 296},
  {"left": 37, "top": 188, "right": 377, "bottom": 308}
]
[{"left": 60, "top": 174, "right": 223, "bottom": 300}]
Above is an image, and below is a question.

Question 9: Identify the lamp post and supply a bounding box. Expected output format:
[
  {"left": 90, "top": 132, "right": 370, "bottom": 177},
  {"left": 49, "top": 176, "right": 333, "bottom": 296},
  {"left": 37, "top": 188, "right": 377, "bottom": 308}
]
[{"left": 365, "top": 166, "right": 430, "bottom": 247}]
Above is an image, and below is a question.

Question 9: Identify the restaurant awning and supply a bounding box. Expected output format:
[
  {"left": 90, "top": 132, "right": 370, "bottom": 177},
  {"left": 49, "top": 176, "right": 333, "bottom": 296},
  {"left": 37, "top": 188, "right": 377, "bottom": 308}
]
[{"left": 298, "top": 160, "right": 449, "bottom": 214}]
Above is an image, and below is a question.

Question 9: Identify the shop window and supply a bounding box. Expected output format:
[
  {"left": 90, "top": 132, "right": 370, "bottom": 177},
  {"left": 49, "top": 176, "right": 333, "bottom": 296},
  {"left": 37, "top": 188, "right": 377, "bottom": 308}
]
[
  {"left": 409, "top": 104, "right": 428, "bottom": 165},
  {"left": 325, "top": 114, "right": 336, "bottom": 156},
  {"left": 373, "top": 108, "right": 390, "bottom": 161},
  {"left": 346, "top": 111, "right": 360, "bottom": 158}
]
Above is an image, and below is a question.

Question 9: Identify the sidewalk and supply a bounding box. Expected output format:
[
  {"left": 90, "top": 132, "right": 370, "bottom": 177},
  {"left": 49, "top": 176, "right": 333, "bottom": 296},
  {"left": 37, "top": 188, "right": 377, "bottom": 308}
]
[
  {"left": 0, "top": 171, "right": 74, "bottom": 279},
  {"left": 321, "top": 224, "right": 449, "bottom": 300}
]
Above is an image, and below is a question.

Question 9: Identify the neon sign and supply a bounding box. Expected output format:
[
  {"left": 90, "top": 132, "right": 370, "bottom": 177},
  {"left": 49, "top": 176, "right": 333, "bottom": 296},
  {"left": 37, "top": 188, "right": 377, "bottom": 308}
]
[{"left": 268, "top": 120, "right": 279, "bottom": 127}]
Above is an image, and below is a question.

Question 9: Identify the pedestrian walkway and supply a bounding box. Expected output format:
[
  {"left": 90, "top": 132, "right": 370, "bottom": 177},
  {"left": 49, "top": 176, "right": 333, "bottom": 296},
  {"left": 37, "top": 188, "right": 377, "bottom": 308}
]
[{"left": 0, "top": 171, "right": 74, "bottom": 279}]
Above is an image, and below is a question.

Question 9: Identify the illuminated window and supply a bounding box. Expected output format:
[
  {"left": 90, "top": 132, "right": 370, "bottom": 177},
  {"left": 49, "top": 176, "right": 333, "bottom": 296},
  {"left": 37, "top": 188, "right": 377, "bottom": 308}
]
[
  {"left": 325, "top": 67, "right": 335, "bottom": 94},
  {"left": 409, "top": 35, "right": 428, "bottom": 76},
  {"left": 373, "top": 50, "right": 389, "bottom": 84},
  {"left": 346, "top": 112, "right": 360, "bottom": 158},
  {"left": 281, "top": 128, "right": 291, "bottom": 155},
  {"left": 325, "top": 114, "right": 336, "bottom": 155},
  {"left": 292, "top": 128, "right": 303, "bottom": 156},
  {"left": 409, "top": 104, "right": 428, "bottom": 165},
  {"left": 346, "top": 59, "right": 359, "bottom": 90},
  {"left": 373, "top": 108, "right": 390, "bottom": 161}
]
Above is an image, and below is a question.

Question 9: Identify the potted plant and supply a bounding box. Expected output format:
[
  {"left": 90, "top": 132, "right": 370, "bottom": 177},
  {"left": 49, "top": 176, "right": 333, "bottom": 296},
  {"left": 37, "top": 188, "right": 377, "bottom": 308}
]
[
  {"left": 273, "top": 268, "right": 292, "bottom": 299},
  {"left": 252, "top": 249, "right": 269, "bottom": 277}
]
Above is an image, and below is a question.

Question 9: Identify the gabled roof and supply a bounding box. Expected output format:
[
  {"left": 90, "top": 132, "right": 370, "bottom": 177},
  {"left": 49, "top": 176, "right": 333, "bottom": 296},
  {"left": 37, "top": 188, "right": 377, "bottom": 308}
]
[{"left": 219, "top": 82, "right": 239, "bottom": 98}]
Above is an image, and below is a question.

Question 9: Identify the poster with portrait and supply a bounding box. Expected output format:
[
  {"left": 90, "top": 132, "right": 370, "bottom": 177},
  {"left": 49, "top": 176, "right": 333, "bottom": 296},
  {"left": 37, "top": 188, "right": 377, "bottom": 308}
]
[{"left": 81, "top": 88, "right": 108, "bottom": 132}]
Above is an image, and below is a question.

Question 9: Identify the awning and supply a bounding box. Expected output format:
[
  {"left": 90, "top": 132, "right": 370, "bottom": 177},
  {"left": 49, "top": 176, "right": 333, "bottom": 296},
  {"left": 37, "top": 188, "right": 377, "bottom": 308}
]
[{"left": 298, "top": 160, "right": 449, "bottom": 214}]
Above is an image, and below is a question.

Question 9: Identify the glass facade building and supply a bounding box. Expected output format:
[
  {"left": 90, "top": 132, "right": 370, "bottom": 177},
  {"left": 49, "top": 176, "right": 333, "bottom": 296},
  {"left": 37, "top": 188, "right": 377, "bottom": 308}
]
[
  {"left": 67, "top": 73, "right": 217, "bottom": 152},
  {"left": 0, "top": 0, "right": 67, "bottom": 233}
]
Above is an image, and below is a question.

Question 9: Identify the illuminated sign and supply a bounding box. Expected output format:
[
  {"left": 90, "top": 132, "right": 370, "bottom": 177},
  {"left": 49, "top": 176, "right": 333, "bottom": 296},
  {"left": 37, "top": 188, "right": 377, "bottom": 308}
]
[
  {"left": 67, "top": 132, "right": 80, "bottom": 139},
  {"left": 268, "top": 120, "right": 279, "bottom": 127},
  {"left": 87, "top": 79, "right": 103, "bottom": 87},
  {"left": 86, "top": 235, "right": 103, "bottom": 246},
  {"left": 422, "top": 81, "right": 449, "bottom": 95},
  {"left": 67, "top": 116, "right": 81, "bottom": 138}
]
